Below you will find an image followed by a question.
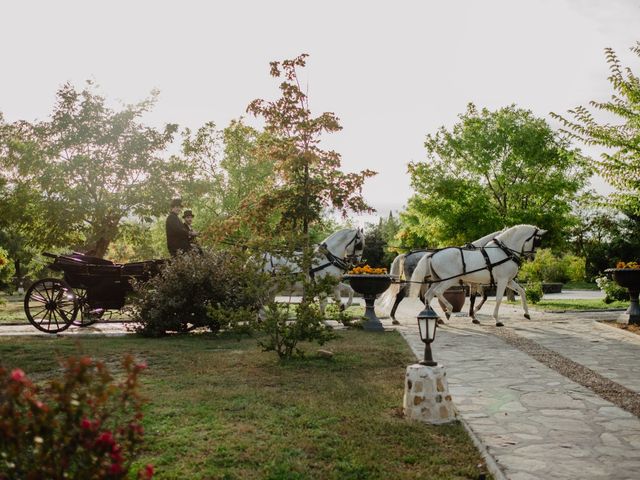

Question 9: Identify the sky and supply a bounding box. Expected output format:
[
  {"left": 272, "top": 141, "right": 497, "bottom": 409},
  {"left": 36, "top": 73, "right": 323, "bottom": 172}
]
[{"left": 1, "top": 0, "right": 639, "bottom": 225}]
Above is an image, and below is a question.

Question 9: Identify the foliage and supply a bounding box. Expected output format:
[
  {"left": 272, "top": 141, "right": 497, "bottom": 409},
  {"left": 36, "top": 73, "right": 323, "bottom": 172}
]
[
  {"left": 568, "top": 192, "right": 640, "bottom": 278},
  {"left": 132, "top": 250, "right": 269, "bottom": 337},
  {"left": 362, "top": 212, "right": 401, "bottom": 267},
  {"left": 246, "top": 53, "right": 375, "bottom": 243},
  {"left": 0, "top": 355, "right": 151, "bottom": 479},
  {"left": 519, "top": 249, "right": 585, "bottom": 284},
  {"left": 180, "top": 120, "right": 277, "bottom": 248},
  {"left": 552, "top": 43, "right": 640, "bottom": 215},
  {"left": 595, "top": 276, "right": 629, "bottom": 303},
  {"left": 0, "top": 247, "right": 13, "bottom": 292},
  {"left": 400, "top": 103, "right": 591, "bottom": 248},
  {"left": 525, "top": 282, "right": 543, "bottom": 304},
  {"left": 1, "top": 81, "right": 189, "bottom": 258}
]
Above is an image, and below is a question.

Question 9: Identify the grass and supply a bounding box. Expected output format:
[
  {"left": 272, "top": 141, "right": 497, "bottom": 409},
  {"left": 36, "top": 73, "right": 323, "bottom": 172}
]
[
  {"left": 0, "top": 295, "right": 26, "bottom": 324},
  {"left": 562, "top": 281, "right": 599, "bottom": 291},
  {"left": 527, "top": 298, "right": 628, "bottom": 311},
  {"left": 0, "top": 331, "right": 490, "bottom": 479}
]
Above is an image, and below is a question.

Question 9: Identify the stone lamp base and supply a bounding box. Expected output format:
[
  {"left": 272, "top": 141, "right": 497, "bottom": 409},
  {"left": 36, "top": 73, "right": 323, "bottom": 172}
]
[{"left": 403, "top": 364, "right": 456, "bottom": 424}]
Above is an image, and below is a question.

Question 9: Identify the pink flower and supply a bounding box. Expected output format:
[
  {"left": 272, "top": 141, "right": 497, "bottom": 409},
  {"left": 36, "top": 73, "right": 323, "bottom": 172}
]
[
  {"left": 109, "top": 463, "right": 124, "bottom": 475},
  {"left": 80, "top": 418, "right": 92, "bottom": 430},
  {"left": 10, "top": 369, "right": 26, "bottom": 382},
  {"left": 96, "top": 430, "right": 114, "bottom": 447}
]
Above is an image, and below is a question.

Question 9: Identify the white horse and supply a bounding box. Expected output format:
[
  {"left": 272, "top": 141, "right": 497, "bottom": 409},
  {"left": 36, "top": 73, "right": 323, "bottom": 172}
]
[
  {"left": 409, "top": 225, "right": 545, "bottom": 327},
  {"left": 378, "top": 229, "right": 505, "bottom": 323},
  {"left": 262, "top": 228, "right": 365, "bottom": 313}
]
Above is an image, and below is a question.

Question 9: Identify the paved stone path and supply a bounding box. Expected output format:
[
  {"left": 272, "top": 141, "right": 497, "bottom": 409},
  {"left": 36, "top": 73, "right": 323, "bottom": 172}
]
[{"left": 390, "top": 297, "right": 640, "bottom": 480}]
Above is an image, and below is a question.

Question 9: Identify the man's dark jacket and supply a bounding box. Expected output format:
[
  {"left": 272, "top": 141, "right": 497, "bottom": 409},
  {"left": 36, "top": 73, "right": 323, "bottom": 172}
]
[{"left": 166, "top": 212, "right": 191, "bottom": 256}]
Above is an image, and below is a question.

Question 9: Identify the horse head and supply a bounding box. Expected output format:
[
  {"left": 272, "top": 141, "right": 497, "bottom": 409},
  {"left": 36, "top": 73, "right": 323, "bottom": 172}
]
[
  {"left": 495, "top": 225, "right": 546, "bottom": 260},
  {"left": 321, "top": 228, "right": 365, "bottom": 266}
]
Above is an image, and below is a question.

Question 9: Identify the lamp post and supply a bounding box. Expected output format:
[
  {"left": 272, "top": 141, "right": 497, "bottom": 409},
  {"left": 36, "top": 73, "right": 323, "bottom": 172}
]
[{"left": 417, "top": 305, "right": 439, "bottom": 366}]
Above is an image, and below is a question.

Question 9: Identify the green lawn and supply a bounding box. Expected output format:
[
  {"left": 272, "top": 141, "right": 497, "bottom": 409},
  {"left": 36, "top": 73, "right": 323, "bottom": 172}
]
[
  {"left": 0, "top": 331, "right": 490, "bottom": 479},
  {"left": 529, "top": 298, "right": 627, "bottom": 311},
  {"left": 562, "top": 281, "right": 600, "bottom": 291},
  {"left": 0, "top": 295, "right": 26, "bottom": 324}
]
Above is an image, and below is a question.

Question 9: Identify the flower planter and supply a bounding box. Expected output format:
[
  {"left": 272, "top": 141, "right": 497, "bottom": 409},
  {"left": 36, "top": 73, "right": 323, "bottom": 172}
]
[
  {"left": 605, "top": 268, "right": 640, "bottom": 325},
  {"left": 343, "top": 274, "right": 392, "bottom": 331},
  {"left": 438, "top": 286, "right": 466, "bottom": 313}
]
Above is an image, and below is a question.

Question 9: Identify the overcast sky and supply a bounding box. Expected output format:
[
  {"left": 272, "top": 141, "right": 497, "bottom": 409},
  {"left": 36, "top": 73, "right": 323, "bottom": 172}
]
[{"left": 1, "top": 0, "right": 638, "bottom": 224}]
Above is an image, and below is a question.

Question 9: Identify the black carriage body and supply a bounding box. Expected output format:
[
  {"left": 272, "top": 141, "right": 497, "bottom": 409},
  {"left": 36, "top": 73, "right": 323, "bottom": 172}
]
[{"left": 48, "top": 253, "right": 163, "bottom": 310}]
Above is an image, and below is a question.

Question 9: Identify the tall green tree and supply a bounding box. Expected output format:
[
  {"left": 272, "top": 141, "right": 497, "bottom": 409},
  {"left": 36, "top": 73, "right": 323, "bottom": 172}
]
[
  {"left": 401, "top": 104, "right": 591, "bottom": 247},
  {"left": 552, "top": 43, "right": 640, "bottom": 215},
  {"left": 3, "top": 82, "right": 187, "bottom": 258},
  {"left": 246, "top": 54, "right": 375, "bottom": 247}
]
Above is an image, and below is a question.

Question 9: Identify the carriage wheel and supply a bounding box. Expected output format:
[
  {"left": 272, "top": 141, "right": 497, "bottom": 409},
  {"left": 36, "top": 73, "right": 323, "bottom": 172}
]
[
  {"left": 24, "top": 278, "right": 78, "bottom": 333},
  {"left": 70, "top": 288, "right": 100, "bottom": 327}
]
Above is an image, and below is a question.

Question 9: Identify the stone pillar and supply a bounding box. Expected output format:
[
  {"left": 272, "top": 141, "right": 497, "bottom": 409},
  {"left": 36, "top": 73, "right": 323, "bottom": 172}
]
[{"left": 403, "top": 364, "right": 456, "bottom": 424}]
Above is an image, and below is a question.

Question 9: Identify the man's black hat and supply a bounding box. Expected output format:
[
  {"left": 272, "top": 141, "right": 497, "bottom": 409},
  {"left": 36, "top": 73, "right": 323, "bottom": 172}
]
[
  {"left": 170, "top": 198, "right": 183, "bottom": 208},
  {"left": 183, "top": 210, "right": 194, "bottom": 219}
]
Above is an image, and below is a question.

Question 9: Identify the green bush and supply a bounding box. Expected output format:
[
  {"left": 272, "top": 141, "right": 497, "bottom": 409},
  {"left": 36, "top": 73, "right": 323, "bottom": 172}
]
[
  {"left": 0, "top": 355, "right": 152, "bottom": 479},
  {"left": 0, "top": 247, "right": 15, "bottom": 293},
  {"left": 595, "top": 276, "right": 628, "bottom": 303},
  {"left": 519, "top": 249, "right": 586, "bottom": 284},
  {"left": 257, "top": 275, "right": 338, "bottom": 359},
  {"left": 525, "top": 282, "right": 543, "bottom": 304},
  {"left": 132, "top": 250, "right": 270, "bottom": 337}
]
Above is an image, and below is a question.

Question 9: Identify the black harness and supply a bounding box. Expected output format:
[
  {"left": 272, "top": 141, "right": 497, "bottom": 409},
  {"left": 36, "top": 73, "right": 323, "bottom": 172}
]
[
  {"left": 308, "top": 232, "right": 362, "bottom": 279},
  {"left": 420, "top": 229, "right": 541, "bottom": 286}
]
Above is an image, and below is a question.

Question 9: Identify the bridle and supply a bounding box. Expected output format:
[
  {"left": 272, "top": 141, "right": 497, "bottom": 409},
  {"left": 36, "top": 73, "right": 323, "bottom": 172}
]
[
  {"left": 493, "top": 228, "right": 542, "bottom": 263},
  {"left": 311, "top": 230, "right": 363, "bottom": 277}
]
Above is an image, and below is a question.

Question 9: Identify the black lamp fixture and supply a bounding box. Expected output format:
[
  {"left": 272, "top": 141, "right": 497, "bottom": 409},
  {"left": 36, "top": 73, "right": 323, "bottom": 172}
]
[{"left": 417, "top": 305, "right": 439, "bottom": 366}]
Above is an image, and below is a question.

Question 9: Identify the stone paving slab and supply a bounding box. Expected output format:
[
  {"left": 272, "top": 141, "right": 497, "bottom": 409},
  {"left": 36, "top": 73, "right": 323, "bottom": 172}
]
[{"left": 391, "top": 297, "right": 640, "bottom": 479}]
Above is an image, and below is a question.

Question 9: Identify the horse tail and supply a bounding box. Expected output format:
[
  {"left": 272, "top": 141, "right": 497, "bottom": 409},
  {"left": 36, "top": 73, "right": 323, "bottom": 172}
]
[
  {"left": 409, "top": 254, "right": 432, "bottom": 298},
  {"left": 376, "top": 254, "right": 403, "bottom": 315}
]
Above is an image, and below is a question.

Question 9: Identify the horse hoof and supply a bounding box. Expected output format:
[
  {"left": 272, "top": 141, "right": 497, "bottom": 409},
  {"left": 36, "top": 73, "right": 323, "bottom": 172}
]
[
  {"left": 437, "top": 318, "right": 445, "bottom": 325},
  {"left": 524, "top": 313, "right": 531, "bottom": 320},
  {"left": 496, "top": 322, "right": 504, "bottom": 327},
  {"left": 472, "top": 319, "right": 480, "bottom": 325},
  {"left": 445, "top": 312, "right": 451, "bottom": 320},
  {"left": 392, "top": 320, "right": 400, "bottom": 325},
  {"left": 339, "top": 304, "right": 346, "bottom": 311}
]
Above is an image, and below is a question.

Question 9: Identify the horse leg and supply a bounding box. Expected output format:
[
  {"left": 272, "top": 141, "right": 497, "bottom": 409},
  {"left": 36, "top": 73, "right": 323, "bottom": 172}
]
[
  {"left": 508, "top": 279, "right": 530, "bottom": 319},
  {"left": 428, "top": 282, "right": 452, "bottom": 324},
  {"left": 390, "top": 286, "right": 406, "bottom": 325},
  {"left": 493, "top": 280, "right": 509, "bottom": 327},
  {"left": 470, "top": 288, "right": 488, "bottom": 324}
]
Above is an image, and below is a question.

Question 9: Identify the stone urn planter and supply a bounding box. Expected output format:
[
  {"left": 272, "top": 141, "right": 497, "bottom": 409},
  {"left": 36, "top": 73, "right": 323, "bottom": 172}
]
[
  {"left": 605, "top": 268, "right": 640, "bottom": 325},
  {"left": 437, "top": 286, "right": 466, "bottom": 313},
  {"left": 343, "top": 274, "right": 392, "bottom": 331}
]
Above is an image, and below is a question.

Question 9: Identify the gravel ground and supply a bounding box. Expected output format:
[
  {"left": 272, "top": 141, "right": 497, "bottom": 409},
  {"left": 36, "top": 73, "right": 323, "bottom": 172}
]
[{"left": 490, "top": 326, "right": 640, "bottom": 418}]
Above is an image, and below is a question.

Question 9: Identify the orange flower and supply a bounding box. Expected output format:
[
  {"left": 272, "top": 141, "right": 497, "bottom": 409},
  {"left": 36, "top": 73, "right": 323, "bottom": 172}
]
[{"left": 348, "top": 265, "right": 387, "bottom": 275}]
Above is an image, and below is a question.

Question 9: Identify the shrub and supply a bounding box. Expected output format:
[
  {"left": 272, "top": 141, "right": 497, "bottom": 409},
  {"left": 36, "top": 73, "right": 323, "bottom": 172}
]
[
  {"left": 519, "top": 249, "right": 586, "bottom": 284},
  {"left": 595, "top": 276, "right": 628, "bottom": 303},
  {"left": 257, "top": 275, "right": 338, "bottom": 359},
  {"left": 131, "top": 250, "right": 270, "bottom": 337},
  {"left": 0, "top": 247, "right": 15, "bottom": 293},
  {"left": 0, "top": 355, "right": 152, "bottom": 479},
  {"left": 525, "top": 282, "right": 543, "bottom": 304}
]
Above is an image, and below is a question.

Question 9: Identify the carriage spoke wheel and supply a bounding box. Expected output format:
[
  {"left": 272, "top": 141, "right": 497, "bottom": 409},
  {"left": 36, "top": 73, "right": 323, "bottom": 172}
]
[
  {"left": 24, "top": 278, "right": 78, "bottom": 333},
  {"left": 70, "top": 288, "right": 100, "bottom": 327}
]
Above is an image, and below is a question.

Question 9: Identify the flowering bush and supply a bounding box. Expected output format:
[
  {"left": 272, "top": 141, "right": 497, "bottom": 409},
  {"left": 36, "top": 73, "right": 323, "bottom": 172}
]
[
  {"left": 348, "top": 265, "right": 388, "bottom": 275},
  {"left": 616, "top": 261, "right": 640, "bottom": 269},
  {"left": 595, "top": 276, "right": 628, "bottom": 303},
  {"left": 0, "top": 355, "right": 153, "bottom": 479}
]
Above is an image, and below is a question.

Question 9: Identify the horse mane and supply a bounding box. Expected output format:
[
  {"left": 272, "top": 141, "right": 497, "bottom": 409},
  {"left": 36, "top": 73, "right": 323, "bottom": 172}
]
[
  {"left": 321, "top": 228, "right": 354, "bottom": 244},
  {"left": 494, "top": 224, "right": 536, "bottom": 243}
]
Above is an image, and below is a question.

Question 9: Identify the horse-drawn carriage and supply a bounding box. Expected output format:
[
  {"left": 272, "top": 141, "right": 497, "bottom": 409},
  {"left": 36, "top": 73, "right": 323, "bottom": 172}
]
[{"left": 24, "top": 252, "right": 164, "bottom": 334}]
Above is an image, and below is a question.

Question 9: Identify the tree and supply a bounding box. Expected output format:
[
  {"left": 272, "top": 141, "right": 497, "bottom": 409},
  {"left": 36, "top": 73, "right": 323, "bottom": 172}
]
[
  {"left": 246, "top": 54, "right": 375, "bottom": 247},
  {"left": 552, "top": 43, "right": 640, "bottom": 215},
  {"left": 400, "top": 104, "right": 591, "bottom": 247},
  {"left": 2, "top": 82, "right": 188, "bottom": 258},
  {"left": 362, "top": 212, "right": 401, "bottom": 267}
]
